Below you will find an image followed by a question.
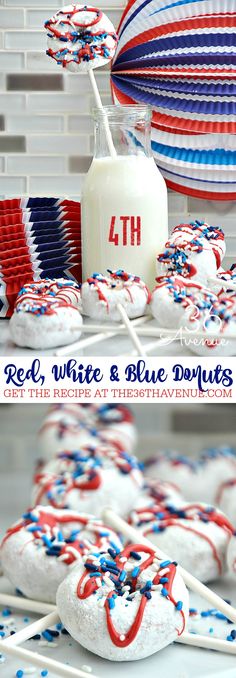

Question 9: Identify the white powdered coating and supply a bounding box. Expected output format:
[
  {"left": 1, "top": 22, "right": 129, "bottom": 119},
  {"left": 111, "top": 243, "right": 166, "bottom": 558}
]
[
  {"left": 56, "top": 557, "right": 189, "bottom": 661},
  {"left": 46, "top": 4, "right": 117, "bottom": 73},
  {"left": 197, "top": 458, "right": 236, "bottom": 505},
  {"left": 130, "top": 511, "right": 230, "bottom": 584},
  {"left": 144, "top": 454, "right": 199, "bottom": 502},
  {"left": 132, "top": 479, "right": 183, "bottom": 509},
  {"left": 150, "top": 277, "right": 216, "bottom": 330},
  {"left": 37, "top": 406, "right": 137, "bottom": 460},
  {"left": 0, "top": 507, "right": 122, "bottom": 603},
  {"left": 9, "top": 304, "right": 83, "bottom": 349},
  {"left": 156, "top": 246, "right": 216, "bottom": 287},
  {"left": 218, "top": 482, "right": 236, "bottom": 527},
  {"left": 32, "top": 449, "right": 143, "bottom": 518},
  {"left": 188, "top": 318, "right": 236, "bottom": 357},
  {"left": 227, "top": 534, "right": 236, "bottom": 575},
  {"left": 81, "top": 276, "right": 149, "bottom": 321}
]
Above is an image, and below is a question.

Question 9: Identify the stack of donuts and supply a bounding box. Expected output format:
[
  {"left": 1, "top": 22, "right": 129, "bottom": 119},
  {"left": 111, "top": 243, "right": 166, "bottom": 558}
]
[
  {"left": 152, "top": 219, "right": 236, "bottom": 356},
  {"left": 2, "top": 406, "right": 236, "bottom": 661}
]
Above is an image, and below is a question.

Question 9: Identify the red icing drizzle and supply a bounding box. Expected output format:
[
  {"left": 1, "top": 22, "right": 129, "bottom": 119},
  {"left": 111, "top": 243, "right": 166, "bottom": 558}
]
[
  {"left": 76, "top": 543, "right": 186, "bottom": 647},
  {"left": 1, "top": 509, "right": 114, "bottom": 565},
  {"left": 216, "top": 478, "right": 236, "bottom": 505},
  {"left": 132, "top": 503, "right": 233, "bottom": 576}
]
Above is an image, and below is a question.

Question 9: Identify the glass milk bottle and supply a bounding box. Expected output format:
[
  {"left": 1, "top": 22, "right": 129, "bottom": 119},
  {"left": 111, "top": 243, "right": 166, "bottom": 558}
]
[{"left": 81, "top": 105, "right": 168, "bottom": 289}]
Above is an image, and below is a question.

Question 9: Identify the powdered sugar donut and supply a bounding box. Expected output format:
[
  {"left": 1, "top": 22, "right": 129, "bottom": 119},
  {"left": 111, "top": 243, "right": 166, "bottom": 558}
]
[
  {"left": 81, "top": 270, "right": 151, "bottom": 321},
  {"left": 197, "top": 448, "right": 236, "bottom": 505},
  {"left": 217, "top": 479, "right": 236, "bottom": 527},
  {"left": 156, "top": 236, "right": 217, "bottom": 287},
  {"left": 56, "top": 543, "right": 189, "bottom": 661},
  {"left": 32, "top": 445, "right": 143, "bottom": 517},
  {"left": 189, "top": 291, "right": 236, "bottom": 357},
  {"left": 38, "top": 403, "right": 137, "bottom": 459},
  {"left": 16, "top": 278, "right": 82, "bottom": 309},
  {"left": 171, "top": 221, "right": 226, "bottom": 269},
  {"left": 128, "top": 501, "right": 233, "bottom": 583},
  {"left": 0, "top": 506, "right": 122, "bottom": 603},
  {"left": 45, "top": 4, "right": 118, "bottom": 73},
  {"left": 226, "top": 533, "right": 236, "bottom": 576},
  {"left": 9, "top": 294, "right": 83, "bottom": 349},
  {"left": 133, "top": 479, "right": 183, "bottom": 510},
  {"left": 151, "top": 275, "right": 216, "bottom": 330},
  {"left": 144, "top": 452, "right": 199, "bottom": 502}
]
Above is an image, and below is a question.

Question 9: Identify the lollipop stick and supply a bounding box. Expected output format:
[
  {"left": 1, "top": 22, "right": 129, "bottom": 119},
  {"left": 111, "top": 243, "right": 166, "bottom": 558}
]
[
  {"left": 0, "top": 642, "right": 99, "bottom": 678},
  {"left": 177, "top": 631, "right": 236, "bottom": 655},
  {"left": 88, "top": 69, "right": 116, "bottom": 157},
  {"left": 0, "top": 592, "right": 56, "bottom": 615},
  {"left": 3, "top": 611, "right": 59, "bottom": 647},
  {"left": 208, "top": 277, "right": 236, "bottom": 291},
  {"left": 116, "top": 303, "right": 146, "bottom": 356},
  {"left": 102, "top": 508, "right": 236, "bottom": 624}
]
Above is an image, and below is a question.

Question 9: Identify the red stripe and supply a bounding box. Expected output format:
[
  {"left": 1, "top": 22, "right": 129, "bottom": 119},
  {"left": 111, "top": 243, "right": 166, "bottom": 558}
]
[
  {"left": 117, "top": 13, "right": 236, "bottom": 58},
  {"left": 112, "top": 82, "right": 236, "bottom": 133},
  {"left": 165, "top": 178, "right": 236, "bottom": 200},
  {"left": 112, "top": 67, "right": 236, "bottom": 79}
]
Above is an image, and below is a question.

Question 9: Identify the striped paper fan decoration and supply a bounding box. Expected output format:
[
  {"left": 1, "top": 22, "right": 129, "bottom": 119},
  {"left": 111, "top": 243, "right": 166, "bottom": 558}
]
[{"left": 111, "top": 0, "right": 236, "bottom": 199}]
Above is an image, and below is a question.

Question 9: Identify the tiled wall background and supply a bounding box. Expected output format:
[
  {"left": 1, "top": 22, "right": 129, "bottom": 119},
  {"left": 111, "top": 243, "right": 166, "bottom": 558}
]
[{"left": 0, "top": 1, "right": 236, "bottom": 270}]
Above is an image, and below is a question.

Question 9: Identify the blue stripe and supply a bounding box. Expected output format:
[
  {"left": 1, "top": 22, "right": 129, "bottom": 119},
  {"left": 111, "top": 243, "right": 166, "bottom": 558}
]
[
  {"left": 111, "top": 74, "right": 236, "bottom": 114},
  {"left": 113, "top": 52, "right": 236, "bottom": 68},
  {"left": 152, "top": 141, "right": 236, "bottom": 166},
  {"left": 157, "top": 164, "right": 236, "bottom": 185},
  {"left": 151, "top": 0, "right": 209, "bottom": 16},
  {"left": 112, "top": 73, "right": 236, "bottom": 97},
  {"left": 115, "top": 35, "right": 236, "bottom": 66}
]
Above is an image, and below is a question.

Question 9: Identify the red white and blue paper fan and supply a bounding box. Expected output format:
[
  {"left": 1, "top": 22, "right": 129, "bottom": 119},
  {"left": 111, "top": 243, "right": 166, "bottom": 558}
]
[{"left": 111, "top": 0, "right": 236, "bottom": 199}]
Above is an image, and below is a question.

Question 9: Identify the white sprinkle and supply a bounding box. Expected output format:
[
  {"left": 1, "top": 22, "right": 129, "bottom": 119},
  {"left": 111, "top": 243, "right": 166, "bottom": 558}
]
[
  {"left": 22, "top": 668, "right": 36, "bottom": 675},
  {"left": 0, "top": 656, "right": 6, "bottom": 664},
  {"left": 119, "top": 557, "right": 127, "bottom": 563},
  {"left": 81, "top": 666, "right": 92, "bottom": 673},
  {"left": 120, "top": 635, "right": 125, "bottom": 641}
]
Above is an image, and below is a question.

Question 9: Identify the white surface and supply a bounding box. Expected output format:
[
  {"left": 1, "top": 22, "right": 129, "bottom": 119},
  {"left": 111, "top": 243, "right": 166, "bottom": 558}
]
[
  {"left": 1, "top": 472, "right": 236, "bottom": 677},
  {"left": 0, "top": 317, "right": 192, "bottom": 357}
]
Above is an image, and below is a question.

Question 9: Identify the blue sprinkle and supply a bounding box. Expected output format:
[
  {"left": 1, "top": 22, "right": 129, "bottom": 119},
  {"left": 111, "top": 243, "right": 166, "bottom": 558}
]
[
  {"left": 0, "top": 632, "right": 5, "bottom": 638},
  {"left": 160, "top": 577, "right": 169, "bottom": 584},
  {"left": 132, "top": 567, "right": 140, "bottom": 578},
  {"left": 42, "top": 630, "right": 53, "bottom": 642},
  {"left": 160, "top": 560, "right": 171, "bottom": 568},
  {"left": 41, "top": 672, "right": 48, "bottom": 677},
  {"left": 227, "top": 635, "right": 234, "bottom": 642},
  {"left": 130, "top": 551, "right": 141, "bottom": 560},
  {"left": 119, "top": 571, "right": 126, "bottom": 582},
  {"left": 2, "top": 608, "right": 11, "bottom": 617},
  {"left": 108, "top": 598, "right": 115, "bottom": 609},
  {"left": 176, "top": 601, "right": 183, "bottom": 611},
  {"left": 209, "top": 628, "right": 214, "bottom": 634},
  {"left": 161, "top": 588, "right": 169, "bottom": 598},
  {"left": 16, "top": 672, "right": 24, "bottom": 678},
  {"left": 144, "top": 591, "right": 152, "bottom": 600},
  {"left": 201, "top": 611, "right": 211, "bottom": 618},
  {"left": 230, "top": 630, "right": 236, "bottom": 639}
]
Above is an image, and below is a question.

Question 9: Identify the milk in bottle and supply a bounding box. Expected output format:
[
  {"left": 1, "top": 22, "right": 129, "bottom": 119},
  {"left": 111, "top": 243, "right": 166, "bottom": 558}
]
[{"left": 81, "top": 106, "right": 168, "bottom": 289}]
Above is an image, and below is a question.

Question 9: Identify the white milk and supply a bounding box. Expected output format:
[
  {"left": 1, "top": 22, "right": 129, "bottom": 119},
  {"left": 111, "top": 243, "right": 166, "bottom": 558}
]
[{"left": 81, "top": 154, "right": 168, "bottom": 290}]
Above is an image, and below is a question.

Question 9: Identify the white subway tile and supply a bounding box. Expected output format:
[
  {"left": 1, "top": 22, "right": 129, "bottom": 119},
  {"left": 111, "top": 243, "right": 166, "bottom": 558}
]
[
  {"left": 168, "top": 191, "right": 188, "bottom": 215},
  {"left": 26, "top": 51, "right": 59, "bottom": 71},
  {"left": 0, "top": 92, "right": 25, "bottom": 111},
  {"left": 27, "top": 134, "right": 89, "bottom": 154},
  {"left": 5, "top": 0, "right": 68, "bottom": 5},
  {"left": 27, "top": 93, "right": 90, "bottom": 113},
  {"left": 0, "top": 8, "right": 24, "bottom": 27},
  {"left": 26, "top": 9, "right": 60, "bottom": 27},
  {"left": 7, "top": 114, "right": 64, "bottom": 133},
  {"left": 0, "top": 176, "right": 26, "bottom": 193},
  {"left": 29, "top": 174, "right": 84, "bottom": 194},
  {"left": 68, "top": 116, "right": 93, "bottom": 133},
  {"left": 7, "top": 155, "right": 66, "bottom": 174},
  {"left": 65, "top": 73, "right": 111, "bottom": 94},
  {"left": 5, "top": 31, "right": 44, "bottom": 51},
  {"left": 0, "top": 33, "right": 3, "bottom": 49},
  {"left": 0, "top": 50, "right": 24, "bottom": 70},
  {"left": 0, "top": 157, "right": 4, "bottom": 172},
  {"left": 0, "top": 73, "right": 5, "bottom": 89}
]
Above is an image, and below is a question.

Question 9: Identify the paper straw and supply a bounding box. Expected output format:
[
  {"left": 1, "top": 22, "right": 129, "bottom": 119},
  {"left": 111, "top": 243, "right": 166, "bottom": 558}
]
[
  {"left": 88, "top": 70, "right": 116, "bottom": 158},
  {"left": 102, "top": 508, "right": 236, "bottom": 624}
]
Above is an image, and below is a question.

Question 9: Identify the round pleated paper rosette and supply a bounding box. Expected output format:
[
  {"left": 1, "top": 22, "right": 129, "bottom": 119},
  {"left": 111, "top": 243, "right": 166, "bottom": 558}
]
[{"left": 111, "top": 0, "right": 236, "bottom": 199}]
